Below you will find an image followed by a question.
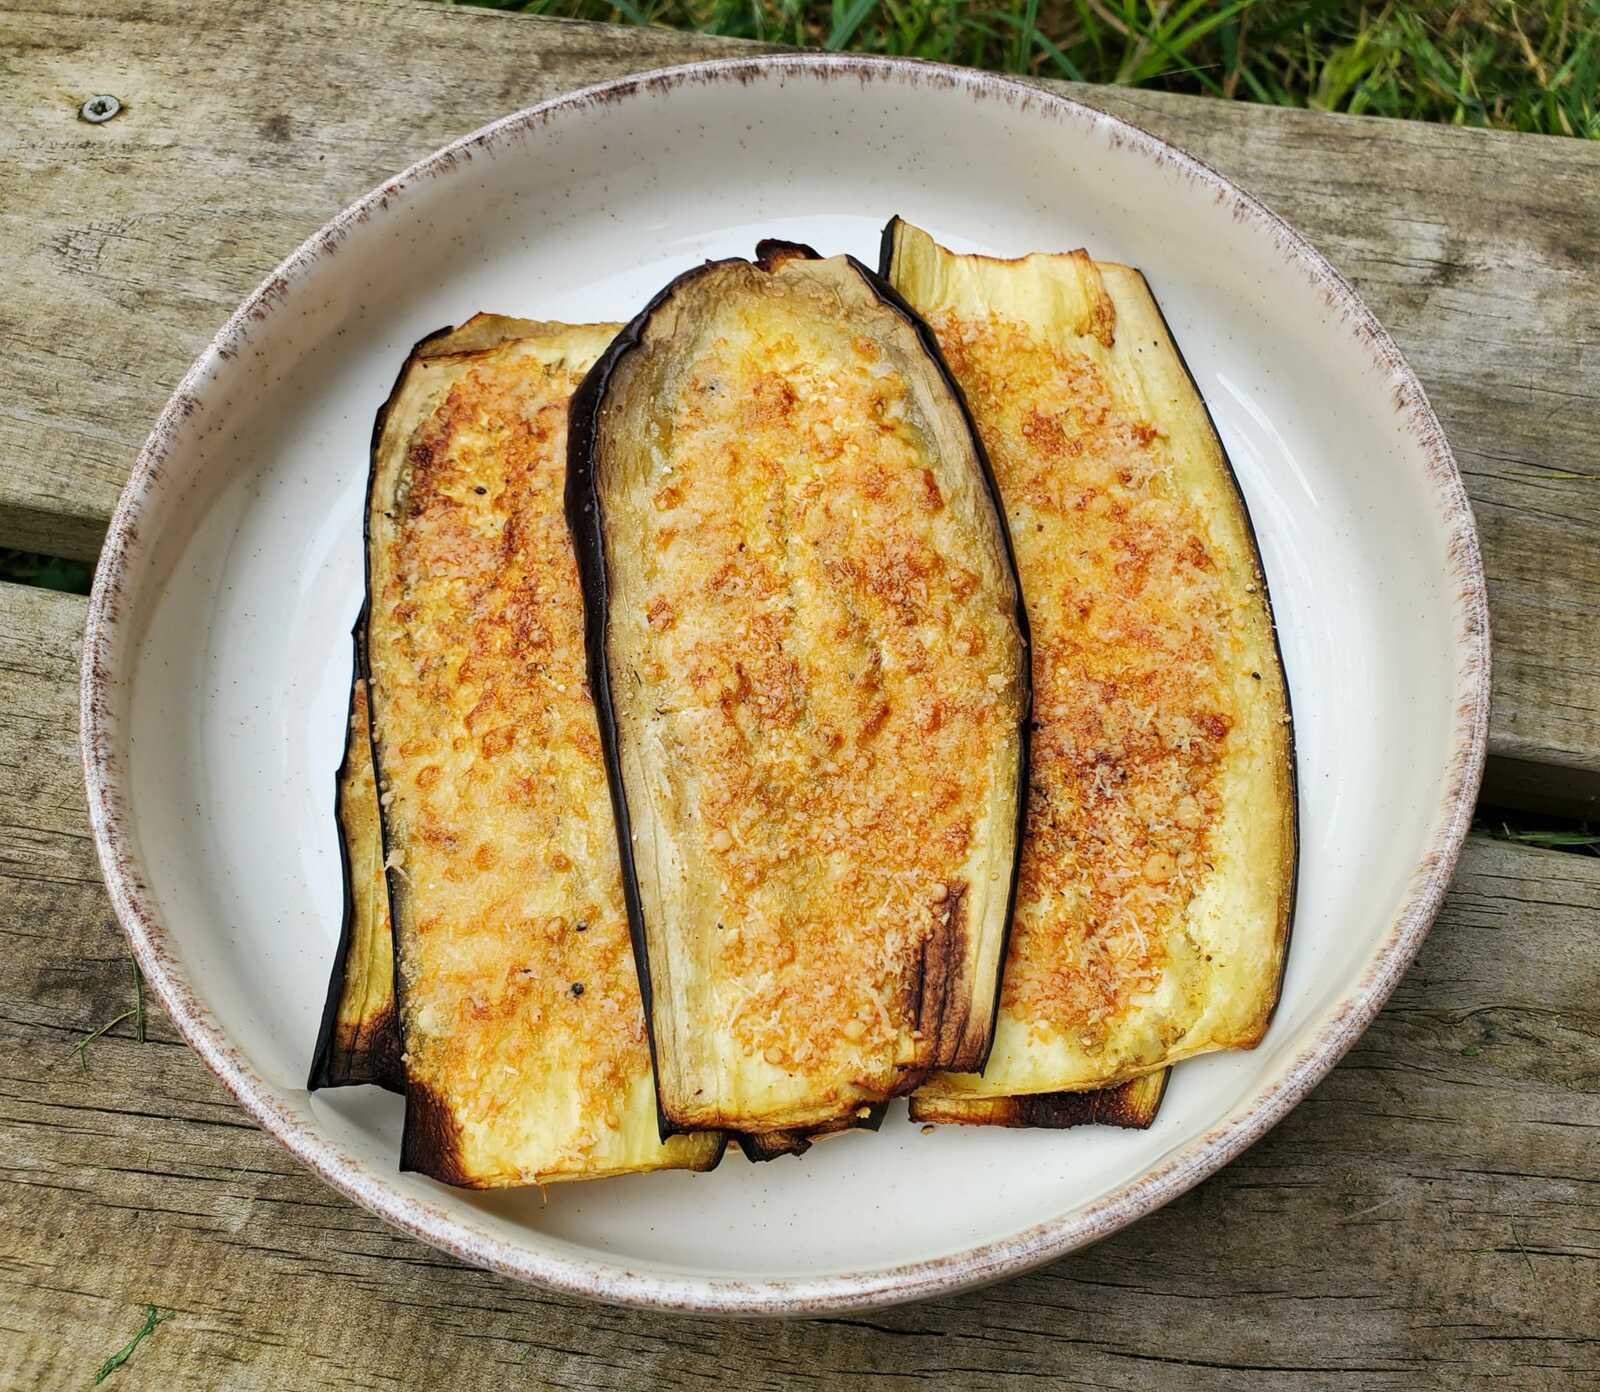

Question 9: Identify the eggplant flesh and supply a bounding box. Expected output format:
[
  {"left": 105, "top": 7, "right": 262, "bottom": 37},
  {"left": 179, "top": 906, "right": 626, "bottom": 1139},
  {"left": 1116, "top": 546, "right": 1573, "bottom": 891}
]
[
  {"left": 364, "top": 314, "right": 722, "bottom": 1186},
  {"left": 883, "top": 220, "right": 1295, "bottom": 1112},
  {"left": 307, "top": 623, "right": 403, "bottom": 1094},
  {"left": 569, "top": 244, "right": 1031, "bottom": 1137}
]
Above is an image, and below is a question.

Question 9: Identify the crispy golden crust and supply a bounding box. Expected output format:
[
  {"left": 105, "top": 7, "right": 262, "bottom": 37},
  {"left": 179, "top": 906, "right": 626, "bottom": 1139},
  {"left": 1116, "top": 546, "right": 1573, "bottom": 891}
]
[
  {"left": 886, "top": 222, "right": 1295, "bottom": 1105},
  {"left": 365, "top": 316, "right": 721, "bottom": 1185},
  {"left": 939, "top": 309, "right": 1229, "bottom": 1037},
  {"left": 580, "top": 252, "right": 1029, "bottom": 1134}
]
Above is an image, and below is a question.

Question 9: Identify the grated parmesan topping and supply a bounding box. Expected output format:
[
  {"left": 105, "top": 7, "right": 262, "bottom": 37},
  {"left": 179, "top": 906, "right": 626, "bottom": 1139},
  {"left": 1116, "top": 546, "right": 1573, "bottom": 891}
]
[
  {"left": 933, "top": 312, "right": 1232, "bottom": 1047},
  {"left": 375, "top": 349, "right": 645, "bottom": 1152},
  {"left": 630, "top": 302, "right": 1024, "bottom": 1080}
]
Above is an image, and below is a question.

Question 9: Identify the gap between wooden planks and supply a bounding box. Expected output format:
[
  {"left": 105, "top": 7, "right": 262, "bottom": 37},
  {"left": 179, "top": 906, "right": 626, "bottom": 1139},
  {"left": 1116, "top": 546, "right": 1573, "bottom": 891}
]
[
  {"left": 1, "top": 0, "right": 1598, "bottom": 808},
  {"left": 2, "top": 586, "right": 1597, "bottom": 1386}
]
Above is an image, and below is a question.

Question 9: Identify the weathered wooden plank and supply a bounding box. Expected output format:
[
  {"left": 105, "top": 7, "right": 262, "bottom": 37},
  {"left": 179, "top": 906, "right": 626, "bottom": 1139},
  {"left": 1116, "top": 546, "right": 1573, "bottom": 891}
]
[
  {"left": 1, "top": 0, "right": 1598, "bottom": 798},
  {"left": 2, "top": 582, "right": 1595, "bottom": 1387},
  {"left": 0, "top": 0, "right": 750, "bottom": 561}
]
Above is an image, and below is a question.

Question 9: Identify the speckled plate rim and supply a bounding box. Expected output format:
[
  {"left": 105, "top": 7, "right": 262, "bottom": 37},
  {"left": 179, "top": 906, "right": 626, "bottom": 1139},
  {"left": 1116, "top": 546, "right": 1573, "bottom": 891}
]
[{"left": 80, "top": 53, "right": 1490, "bottom": 1316}]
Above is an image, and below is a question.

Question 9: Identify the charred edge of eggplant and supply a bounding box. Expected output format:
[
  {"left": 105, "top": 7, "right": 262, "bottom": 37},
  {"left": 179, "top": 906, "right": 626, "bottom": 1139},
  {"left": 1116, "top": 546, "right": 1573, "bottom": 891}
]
[
  {"left": 736, "top": 1103, "right": 889, "bottom": 1163},
  {"left": 753, "top": 238, "right": 821, "bottom": 271},
  {"left": 875, "top": 216, "right": 902, "bottom": 283},
  {"left": 311, "top": 615, "right": 407, "bottom": 1092},
  {"left": 307, "top": 608, "right": 371, "bottom": 1091},
  {"left": 400, "top": 1078, "right": 477, "bottom": 1187},
  {"left": 901, "top": 880, "right": 966, "bottom": 1074},
  {"left": 363, "top": 1005, "right": 405, "bottom": 1092},
  {"left": 915, "top": 1073, "right": 1168, "bottom": 1129},
  {"left": 341, "top": 1002, "right": 404, "bottom": 1096},
  {"left": 1101, "top": 1068, "right": 1170, "bottom": 1129},
  {"left": 1021, "top": 1071, "right": 1167, "bottom": 1129},
  {"left": 357, "top": 324, "right": 458, "bottom": 1110},
  {"left": 860, "top": 229, "right": 1034, "bottom": 1075},
  {"left": 350, "top": 608, "right": 406, "bottom": 1094},
  {"left": 567, "top": 252, "right": 794, "bottom": 1141},
  {"left": 1134, "top": 270, "right": 1299, "bottom": 1041},
  {"left": 736, "top": 1130, "right": 815, "bottom": 1163}
]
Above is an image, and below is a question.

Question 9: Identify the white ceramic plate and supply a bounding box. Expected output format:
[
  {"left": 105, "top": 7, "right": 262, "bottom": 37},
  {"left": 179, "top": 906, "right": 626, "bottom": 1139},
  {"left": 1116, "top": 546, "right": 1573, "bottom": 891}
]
[{"left": 82, "top": 55, "right": 1489, "bottom": 1314}]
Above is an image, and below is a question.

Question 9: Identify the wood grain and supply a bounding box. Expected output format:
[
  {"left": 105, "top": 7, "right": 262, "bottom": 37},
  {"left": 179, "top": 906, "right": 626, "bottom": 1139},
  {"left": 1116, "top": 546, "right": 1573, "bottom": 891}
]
[
  {"left": 1, "top": 0, "right": 1598, "bottom": 797},
  {"left": 2, "top": 581, "right": 1596, "bottom": 1387}
]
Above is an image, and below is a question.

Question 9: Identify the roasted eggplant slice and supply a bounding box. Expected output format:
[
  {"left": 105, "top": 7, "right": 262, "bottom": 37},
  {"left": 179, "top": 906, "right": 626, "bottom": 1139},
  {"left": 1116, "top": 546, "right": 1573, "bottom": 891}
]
[
  {"left": 883, "top": 220, "right": 1295, "bottom": 1112},
  {"left": 365, "top": 314, "right": 724, "bottom": 1185},
  {"left": 307, "top": 620, "right": 403, "bottom": 1093},
  {"left": 569, "top": 243, "right": 1031, "bottom": 1138},
  {"left": 910, "top": 1069, "right": 1168, "bottom": 1130}
]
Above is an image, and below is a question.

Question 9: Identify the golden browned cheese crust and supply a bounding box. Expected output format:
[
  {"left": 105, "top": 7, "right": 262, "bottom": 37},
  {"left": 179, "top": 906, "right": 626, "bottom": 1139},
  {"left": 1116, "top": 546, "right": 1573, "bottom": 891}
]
[
  {"left": 589, "top": 255, "right": 1028, "bottom": 1133},
  {"left": 886, "top": 223, "right": 1294, "bottom": 1103},
  {"left": 388, "top": 350, "right": 627, "bottom": 1097},
  {"left": 935, "top": 311, "right": 1229, "bottom": 1040},
  {"left": 366, "top": 317, "right": 721, "bottom": 1185},
  {"left": 647, "top": 325, "right": 1002, "bottom": 1069}
]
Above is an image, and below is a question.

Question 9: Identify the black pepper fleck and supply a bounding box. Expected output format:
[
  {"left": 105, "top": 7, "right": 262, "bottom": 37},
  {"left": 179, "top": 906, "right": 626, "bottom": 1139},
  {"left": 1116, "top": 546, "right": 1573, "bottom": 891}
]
[{"left": 570, "top": 982, "right": 585, "bottom": 997}]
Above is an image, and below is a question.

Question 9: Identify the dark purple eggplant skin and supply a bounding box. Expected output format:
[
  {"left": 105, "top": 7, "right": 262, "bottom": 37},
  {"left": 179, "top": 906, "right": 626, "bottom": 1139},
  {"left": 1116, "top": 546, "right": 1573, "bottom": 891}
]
[
  {"left": 878, "top": 215, "right": 1299, "bottom": 1033},
  {"left": 874, "top": 216, "right": 903, "bottom": 284},
  {"left": 566, "top": 242, "right": 1032, "bottom": 1141}
]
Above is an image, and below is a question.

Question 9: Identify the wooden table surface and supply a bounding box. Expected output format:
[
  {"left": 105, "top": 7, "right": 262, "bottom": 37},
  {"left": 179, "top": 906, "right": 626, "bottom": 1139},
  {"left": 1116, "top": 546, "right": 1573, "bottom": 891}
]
[{"left": 3, "top": 2, "right": 1597, "bottom": 1387}]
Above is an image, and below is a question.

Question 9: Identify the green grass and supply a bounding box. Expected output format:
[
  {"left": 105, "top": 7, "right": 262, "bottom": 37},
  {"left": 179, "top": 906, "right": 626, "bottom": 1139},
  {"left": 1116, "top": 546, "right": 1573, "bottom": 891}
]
[
  {"left": 0, "top": 547, "right": 93, "bottom": 595},
  {"left": 93, "top": 1306, "right": 175, "bottom": 1384},
  {"left": 454, "top": 0, "right": 1599, "bottom": 137},
  {"left": 1490, "top": 823, "right": 1600, "bottom": 854},
  {"left": 70, "top": 954, "right": 147, "bottom": 1074}
]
